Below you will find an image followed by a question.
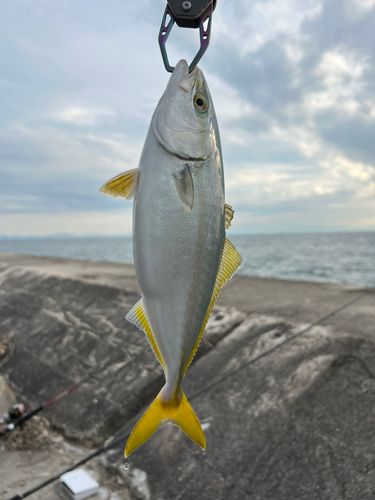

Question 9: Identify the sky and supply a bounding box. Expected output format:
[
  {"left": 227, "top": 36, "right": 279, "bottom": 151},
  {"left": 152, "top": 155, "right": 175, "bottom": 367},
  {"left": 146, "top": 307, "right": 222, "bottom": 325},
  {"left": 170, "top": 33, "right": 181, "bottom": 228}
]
[{"left": 0, "top": 0, "right": 375, "bottom": 236}]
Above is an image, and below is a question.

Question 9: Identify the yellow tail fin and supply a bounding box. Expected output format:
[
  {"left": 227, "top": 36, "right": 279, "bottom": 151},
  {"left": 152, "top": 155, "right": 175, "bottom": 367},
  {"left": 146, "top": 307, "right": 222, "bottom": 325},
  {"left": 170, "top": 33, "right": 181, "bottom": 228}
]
[{"left": 125, "top": 389, "right": 205, "bottom": 457}]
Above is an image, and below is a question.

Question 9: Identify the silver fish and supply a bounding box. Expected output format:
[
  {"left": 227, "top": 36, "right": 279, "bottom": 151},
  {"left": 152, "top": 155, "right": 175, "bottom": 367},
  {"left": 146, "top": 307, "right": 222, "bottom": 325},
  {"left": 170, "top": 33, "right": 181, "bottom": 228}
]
[{"left": 100, "top": 59, "right": 242, "bottom": 457}]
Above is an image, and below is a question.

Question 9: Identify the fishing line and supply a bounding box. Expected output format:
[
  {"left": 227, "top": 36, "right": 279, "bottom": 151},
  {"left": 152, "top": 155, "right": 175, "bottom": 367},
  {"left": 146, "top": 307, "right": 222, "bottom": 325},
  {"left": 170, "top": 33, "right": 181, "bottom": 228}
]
[
  {"left": 190, "top": 292, "right": 367, "bottom": 401},
  {"left": 6, "top": 292, "right": 368, "bottom": 500},
  {"left": 7, "top": 428, "right": 133, "bottom": 500},
  {"left": 319, "top": 293, "right": 374, "bottom": 332}
]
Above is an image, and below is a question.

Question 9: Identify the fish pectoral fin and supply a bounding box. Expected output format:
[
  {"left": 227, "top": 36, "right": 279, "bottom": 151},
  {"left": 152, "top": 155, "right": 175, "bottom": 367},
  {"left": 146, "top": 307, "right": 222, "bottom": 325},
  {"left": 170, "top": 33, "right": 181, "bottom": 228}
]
[
  {"left": 224, "top": 204, "right": 234, "bottom": 230},
  {"left": 183, "top": 238, "right": 243, "bottom": 376},
  {"left": 125, "top": 389, "right": 205, "bottom": 457},
  {"left": 126, "top": 298, "right": 165, "bottom": 369},
  {"left": 173, "top": 164, "right": 194, "bottom": 212},
  {"left": 99, "top": 169, "right": 139, "bottom": 199}
]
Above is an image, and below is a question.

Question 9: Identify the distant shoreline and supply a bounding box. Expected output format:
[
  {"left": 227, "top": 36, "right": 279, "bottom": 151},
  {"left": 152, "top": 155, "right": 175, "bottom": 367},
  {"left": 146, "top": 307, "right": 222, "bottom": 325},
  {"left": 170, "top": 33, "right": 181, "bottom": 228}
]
[
  {"left": 0, "top": 251, "right": 139, "bottom": 293},
  {"left": 1, "top": 252, "right": 373, "bottom": 328},
  {"left": 1, "top": 231, "right": 375, "bottom": 290},
  {"left": 1, "top": 229, "right": 375, "bottom": 241}
]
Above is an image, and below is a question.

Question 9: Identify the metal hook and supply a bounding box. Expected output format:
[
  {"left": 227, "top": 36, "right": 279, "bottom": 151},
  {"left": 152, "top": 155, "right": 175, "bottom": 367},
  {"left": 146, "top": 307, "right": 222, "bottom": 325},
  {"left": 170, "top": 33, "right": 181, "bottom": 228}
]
[
  {"left": 159, "top": 5, "right": 175, "bottom": 73},
  {"left": 158, "top": 4, "right": 213, "bottom": 73}
]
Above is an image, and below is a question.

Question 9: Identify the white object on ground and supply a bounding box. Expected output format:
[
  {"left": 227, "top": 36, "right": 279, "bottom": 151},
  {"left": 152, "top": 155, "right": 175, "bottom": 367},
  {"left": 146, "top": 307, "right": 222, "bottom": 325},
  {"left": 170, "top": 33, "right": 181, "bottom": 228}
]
[{"left": 59, "top": 469, "right": 100, "bottom": 500}]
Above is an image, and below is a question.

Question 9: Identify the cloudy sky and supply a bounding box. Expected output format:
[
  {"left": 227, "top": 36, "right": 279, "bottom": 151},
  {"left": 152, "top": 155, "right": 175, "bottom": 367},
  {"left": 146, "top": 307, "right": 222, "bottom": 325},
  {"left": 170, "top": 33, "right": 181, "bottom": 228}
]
[{"left": 0, "top": 0, "right": 374, "bottom": 236}]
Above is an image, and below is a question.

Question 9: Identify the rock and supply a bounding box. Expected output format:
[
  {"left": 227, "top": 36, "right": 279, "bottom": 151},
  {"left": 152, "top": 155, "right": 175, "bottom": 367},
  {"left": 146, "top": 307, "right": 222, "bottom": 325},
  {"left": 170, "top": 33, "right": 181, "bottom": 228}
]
[
  {"left": 0, "top": 374, "right": 16, "bottom": 417},
  {"left": 191, "top": 306, "right": 247, "bottom": 360},
  {"left": 103, "top": 312, "right": 375, "bottom": 500},
  {"left": 0, "top": 263, "right": 245, "bottom": 442},
  {"left": 205, "top": 306, "right": 247, "bottom": 344},
  {"left": 2, "top": 256, "right": 375, "bottom": 499},
  {"left": 216, "top": 275, "right": 374, "bottom": 338}
]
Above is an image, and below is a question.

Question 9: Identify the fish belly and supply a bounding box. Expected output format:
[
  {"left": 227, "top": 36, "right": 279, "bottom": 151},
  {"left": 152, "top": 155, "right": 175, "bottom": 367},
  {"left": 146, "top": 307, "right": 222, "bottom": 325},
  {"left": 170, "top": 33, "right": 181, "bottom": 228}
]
[{"left": 133, "top": 146, "right": 224, "bottom": 391}]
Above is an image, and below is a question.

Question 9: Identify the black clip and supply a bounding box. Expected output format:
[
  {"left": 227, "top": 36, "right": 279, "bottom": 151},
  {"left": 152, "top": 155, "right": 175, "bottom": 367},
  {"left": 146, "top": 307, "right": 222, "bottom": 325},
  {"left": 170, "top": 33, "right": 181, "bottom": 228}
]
[{"left": 159, "top": 0, "right": 215, "bottom": 73}]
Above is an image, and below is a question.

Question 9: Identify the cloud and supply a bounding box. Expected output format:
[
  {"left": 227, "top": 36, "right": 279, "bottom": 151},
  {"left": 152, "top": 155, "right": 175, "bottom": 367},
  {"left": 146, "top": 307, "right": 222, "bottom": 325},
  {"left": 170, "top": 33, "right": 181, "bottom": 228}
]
[
  {"left": 0, "top": 124, "right": 142, "bottom": 214},
  {"left": 0, "top": 0, "right": 374, "bottom": 235},
  {"left": 50, "top": 106, "right": 115, "bottom": 126},
  {"left": 346, "top": 0, "right": 375, "bottom": 17}
]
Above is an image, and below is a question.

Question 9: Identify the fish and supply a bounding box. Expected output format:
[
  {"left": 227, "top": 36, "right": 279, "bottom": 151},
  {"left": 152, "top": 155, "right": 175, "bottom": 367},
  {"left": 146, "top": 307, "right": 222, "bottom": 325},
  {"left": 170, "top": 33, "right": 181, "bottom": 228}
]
[{"left": 100, "top": 59, "right": 242, "bottom": 457}]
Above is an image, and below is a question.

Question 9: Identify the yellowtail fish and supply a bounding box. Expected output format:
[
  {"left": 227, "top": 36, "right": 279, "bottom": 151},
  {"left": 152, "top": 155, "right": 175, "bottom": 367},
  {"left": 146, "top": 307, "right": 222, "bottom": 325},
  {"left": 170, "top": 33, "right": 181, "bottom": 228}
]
[{"left": 100, "top": 59, "right": 242, "bottom": 457}]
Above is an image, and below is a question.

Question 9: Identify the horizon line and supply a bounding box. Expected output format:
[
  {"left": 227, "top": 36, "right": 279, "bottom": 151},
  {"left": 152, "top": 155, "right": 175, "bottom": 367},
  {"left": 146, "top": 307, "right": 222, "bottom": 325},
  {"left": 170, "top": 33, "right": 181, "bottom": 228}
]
[{"left": 1, "top": 228, "right": 375, "bottom": 240}]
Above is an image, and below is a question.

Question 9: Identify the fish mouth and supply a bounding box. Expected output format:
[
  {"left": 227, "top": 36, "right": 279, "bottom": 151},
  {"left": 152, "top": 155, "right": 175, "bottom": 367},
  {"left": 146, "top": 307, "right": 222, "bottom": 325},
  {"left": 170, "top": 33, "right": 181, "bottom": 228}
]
[
  {"left": 167, "top": 60, "right": 200, "bottom": 93},
  {"left": 178, "top": 64, "right": 200, "bottom": 93}
]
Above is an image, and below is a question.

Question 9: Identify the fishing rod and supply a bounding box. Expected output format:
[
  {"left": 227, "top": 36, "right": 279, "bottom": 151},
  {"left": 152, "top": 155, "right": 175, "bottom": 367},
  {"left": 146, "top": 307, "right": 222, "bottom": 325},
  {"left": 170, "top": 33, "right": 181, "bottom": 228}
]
[
  {"left": 0, "top": 343, "right": 128, "bottom": 438},
  {"left": 0, "top": 383, "right": 79, "bottom": 438},
  {"left": 0, "top": 316, "right": 133, "bottom": 438},
  {"left": 7, "top": 292, "right": 368, "bottom": 500}
]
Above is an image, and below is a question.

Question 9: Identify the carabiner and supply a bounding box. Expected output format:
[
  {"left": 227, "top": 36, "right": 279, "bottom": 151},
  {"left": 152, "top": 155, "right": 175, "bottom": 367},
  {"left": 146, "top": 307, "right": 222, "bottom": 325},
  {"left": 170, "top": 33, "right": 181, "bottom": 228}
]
[{"left": 158, "top": 1, "right": 213, "bottom": 73}]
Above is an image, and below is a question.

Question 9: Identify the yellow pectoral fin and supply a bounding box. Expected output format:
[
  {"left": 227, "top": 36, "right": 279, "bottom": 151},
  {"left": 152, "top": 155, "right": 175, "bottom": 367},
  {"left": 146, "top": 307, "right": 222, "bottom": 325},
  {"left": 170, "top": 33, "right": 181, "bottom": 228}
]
[
  {"left": 182, "top": 237, "right": 243, "bottom": 377},
  {"left": 99, "top": 169, "right": 139, "bottom": 199},
  {"left": 125, "top": 390, "right": 205, "bottom": 458}
]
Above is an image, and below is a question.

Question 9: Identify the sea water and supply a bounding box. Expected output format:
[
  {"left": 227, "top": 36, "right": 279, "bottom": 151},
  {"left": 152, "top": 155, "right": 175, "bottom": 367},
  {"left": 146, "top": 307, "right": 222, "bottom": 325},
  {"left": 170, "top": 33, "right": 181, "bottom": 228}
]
[{"left": 0, "top": 232, "right": 374, "bottom": 288}]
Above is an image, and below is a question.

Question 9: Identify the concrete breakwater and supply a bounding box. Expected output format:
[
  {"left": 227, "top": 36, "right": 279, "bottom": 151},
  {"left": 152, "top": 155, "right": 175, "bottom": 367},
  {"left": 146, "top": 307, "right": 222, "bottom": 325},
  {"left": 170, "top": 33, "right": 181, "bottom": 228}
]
[{"left": 0, "top": 253, "right": 375, "bottom": 500}]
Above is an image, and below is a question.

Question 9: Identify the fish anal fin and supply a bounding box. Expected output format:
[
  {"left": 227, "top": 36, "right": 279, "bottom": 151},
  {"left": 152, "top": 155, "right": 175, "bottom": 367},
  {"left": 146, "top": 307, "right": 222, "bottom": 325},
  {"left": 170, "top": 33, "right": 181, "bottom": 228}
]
[
  {"left": 99, "top": 169, "right": 139, "bottom": 199},
  {"left": 173, "top": 164, "right": 194, "bottom": 212},
  {"left": 224, "top": 204, "right": 234, "bottom": 230},
  {"left": 126, "top": 298, "right": 165, "bottom": 369},
  {"left": 125, "top": 389, "right": 205, "bottom": 457},
  {"left": 182, "top": 238, "right": 243, "bottom": 376}
]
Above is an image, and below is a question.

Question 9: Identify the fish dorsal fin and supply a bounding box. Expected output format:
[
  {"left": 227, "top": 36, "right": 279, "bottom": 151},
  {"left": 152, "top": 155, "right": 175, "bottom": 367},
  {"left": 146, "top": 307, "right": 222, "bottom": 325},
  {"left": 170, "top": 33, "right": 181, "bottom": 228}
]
[
  {"left": 173, "top": 164, "right": 194, "bottom": 212},
  {"left": 99, "top": 169, "right": 139, "bottom": 199},
  {"left": 224, "top": 204, "right": 234, "bottom": 230},
  {"left": 182, "top": 238, "right": 243, "bottom": 377},
  {"left": 126, "top": 298, "right": 165, "bottom": 369}
]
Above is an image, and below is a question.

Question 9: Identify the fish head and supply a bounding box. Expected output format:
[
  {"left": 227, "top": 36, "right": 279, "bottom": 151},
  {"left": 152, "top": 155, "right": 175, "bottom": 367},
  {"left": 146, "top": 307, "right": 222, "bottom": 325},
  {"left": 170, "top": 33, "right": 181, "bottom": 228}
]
[{"left": 153, "top": 60, "right": 218, "bottom": 161}]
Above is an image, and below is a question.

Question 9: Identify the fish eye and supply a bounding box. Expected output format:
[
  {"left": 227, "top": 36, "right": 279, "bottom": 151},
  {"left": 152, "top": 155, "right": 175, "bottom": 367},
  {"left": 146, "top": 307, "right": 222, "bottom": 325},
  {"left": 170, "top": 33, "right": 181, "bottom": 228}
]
[{"left": 194, "top": 94, "right": 208, "bottom": 113}]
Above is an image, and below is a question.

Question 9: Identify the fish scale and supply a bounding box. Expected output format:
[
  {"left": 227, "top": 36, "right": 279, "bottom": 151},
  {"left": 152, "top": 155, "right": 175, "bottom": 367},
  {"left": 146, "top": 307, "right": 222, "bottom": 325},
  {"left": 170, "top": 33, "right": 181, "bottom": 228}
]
[{"left": 100, "top": 59, "right": 242, "bottom": 457}]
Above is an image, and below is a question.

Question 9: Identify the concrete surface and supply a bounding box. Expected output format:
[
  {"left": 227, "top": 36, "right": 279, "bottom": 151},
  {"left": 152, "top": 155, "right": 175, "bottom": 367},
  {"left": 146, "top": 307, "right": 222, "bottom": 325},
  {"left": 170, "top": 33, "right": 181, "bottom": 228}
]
[
  {"left": 0, "top": 252, "right": 140, "bottom": 292},
  {"left": 104, "top": 305, "right": 375, "bottom": 500},
  {"left": 0, "top": 375, "right": 132, "bottom": 500},
  {"left": 217, "top": 274, "right": 375, "bottom": 338},
  {"left": 1, "top": 252, "right": 372, "bottom": 335},
  {"left": 0, "top": 445, "right": 132, "bottom": 500},
  {"left": 1, "top": 253, "right": 374, "bottom": 500},
  {"left": 0, "top": 375, "right": 14, "bottom": 417},
  {"left": 0, "top": 261, "right": 243, "bottom": 443}
]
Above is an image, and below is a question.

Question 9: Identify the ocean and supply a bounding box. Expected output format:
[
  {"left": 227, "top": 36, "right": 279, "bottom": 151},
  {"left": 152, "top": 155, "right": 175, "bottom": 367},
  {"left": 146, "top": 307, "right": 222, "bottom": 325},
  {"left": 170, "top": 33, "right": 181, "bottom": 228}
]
[{"left": 0, "top": 232, "right": 374, "bottom": 288}]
